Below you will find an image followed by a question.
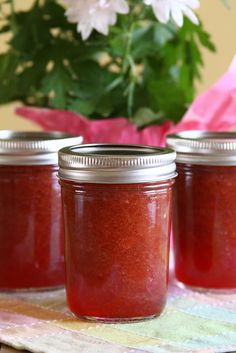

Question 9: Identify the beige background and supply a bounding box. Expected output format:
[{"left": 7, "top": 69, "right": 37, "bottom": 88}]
[{"left": 0, "top": 0, "right": 236, "bottom": 131}]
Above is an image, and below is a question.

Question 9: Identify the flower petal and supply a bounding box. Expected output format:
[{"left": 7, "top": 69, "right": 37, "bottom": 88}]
[
  {"left": 170, "top": 4, "right": 184, "bottom": 27},
  {"left": 78, "top": 22, "right": 93, "bottom": 41},
  {"left": 143, "top": 0, "right": 152, "bottom": 5},
  {"left": 110, "top": 0, "right": 129, "bottom": 13},
  {"left": 93, "top": 10, "right": 115, "bottom": 35},
  {"left": 145, "top": 0, "right": 199, "bottom": 26},
  {"left": 64, "top": 0, "right": 129, "bottom": 40},
  {"left": 152, "top": 1, "right": 171, "bottom": 24},
  {"left": 183, "top": 0, "right": 200, "bottom": 10},
  {"left": 181, "top": 5, "right": 199, "bottom": 25}
]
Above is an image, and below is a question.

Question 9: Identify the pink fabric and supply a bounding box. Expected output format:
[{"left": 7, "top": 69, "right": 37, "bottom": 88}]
[
  {"left": 175, "top": 56, "right": 236, "bottom": 133},
  {"left": 16, "top": 56, "right": 236, "bottom": 146}
]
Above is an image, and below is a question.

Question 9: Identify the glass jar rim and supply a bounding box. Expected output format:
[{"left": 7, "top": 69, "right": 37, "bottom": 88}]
[
  {"left": 0, "top": 130, "right": 83, "bottom": 165},
  {"left": 167, "top": 131, "right": 236, "bottom": 166},
  {"left": 58, "top": 144, "right": 177, "bottom": 184}
]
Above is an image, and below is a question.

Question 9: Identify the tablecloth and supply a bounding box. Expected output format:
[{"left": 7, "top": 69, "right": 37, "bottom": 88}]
[{"left": 1, "top": 281, "right": 236, "bottom": 353}]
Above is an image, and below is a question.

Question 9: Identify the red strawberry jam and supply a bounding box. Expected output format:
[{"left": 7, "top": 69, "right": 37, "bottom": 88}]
[
  {"left": 174, "top": 163, "right": 236, "bottom": 289},
  {"left": 0, "top": 131, "right": 82, "bottom": 290},
  {"left": 59, "top": 144, "right": 176, "bottom": 321},
  {"left": 167, "top": 131, "right": 236, "bottom": 290},
  {"left": 0, "top": 165, "right": 64, "bottom": 289}
]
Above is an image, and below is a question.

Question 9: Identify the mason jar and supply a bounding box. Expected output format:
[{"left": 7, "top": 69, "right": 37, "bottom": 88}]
[
  {"left": 167, "top": 131, "right": 236, "bottom": 291},
  {"left": 0, "top": 131, "right": 82, "bottom": 290},
  {"left": 59, "top": 144, "right": 176, "bottom": 322}
]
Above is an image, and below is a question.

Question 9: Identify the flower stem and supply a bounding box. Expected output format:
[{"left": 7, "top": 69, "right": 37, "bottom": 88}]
[
  {"left": 122, "top": 2, "right": 137, "bottom": 118},
  {"left": 9, "top": 0, "right": 17, "bottom": 33}
]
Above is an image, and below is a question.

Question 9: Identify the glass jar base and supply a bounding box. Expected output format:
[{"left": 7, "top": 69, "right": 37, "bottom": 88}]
[
  {"left": 0, "top": 285, "right": 64, "bottom": 293},
  {"left": 175, "top": 279, "right": 236, "bottom": 294},
  {"left": 73, "top": 313, "right": 158, "bottom": 323}
]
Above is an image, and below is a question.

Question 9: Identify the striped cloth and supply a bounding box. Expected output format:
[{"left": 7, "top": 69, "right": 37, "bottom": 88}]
[{"left": 0, "top": 282, "right": 236, "bottom": 353}]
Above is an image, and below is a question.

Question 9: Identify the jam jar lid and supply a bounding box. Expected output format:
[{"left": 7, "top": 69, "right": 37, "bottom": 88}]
[
  {"left": 58, "top": 144, "right": 177, "bottom": 184},
  {"left": 167, "top": 131, "right": 236, "bottom": 165},
  {"left": 0, "top": 131, "right": 83, "bottom": 165}
]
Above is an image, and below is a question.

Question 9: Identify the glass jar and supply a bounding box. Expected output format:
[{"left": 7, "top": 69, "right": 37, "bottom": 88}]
[
  {"left": 0, "top": 131, "right": 82, "bottom": 290},
  {"left": 59, "top": 144, "right": 176, "bottom": 322},
  {"left": 167, "top": 131, "right": 236, "bottom": 291}
]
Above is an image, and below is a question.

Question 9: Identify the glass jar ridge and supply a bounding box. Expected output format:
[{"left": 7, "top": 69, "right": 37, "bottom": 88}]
[
  {"left": 0, "top": 131, "right": 83, "bottom": 291},
  {"left": 167, "top": 131, "right": 236, "bottom": 291},
  {"left": 167, "top": 131, "right": 236, "bottom": 165},
  {"left": 59, "top": 144, "right": 176, "bottom": 321},
  {"left": 0, "top": 130, "right": 83, "bottom": 165}
]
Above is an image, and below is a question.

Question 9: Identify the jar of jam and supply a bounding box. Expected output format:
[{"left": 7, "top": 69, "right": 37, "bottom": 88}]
[
  {"left": 0, "top": 131, "right": 82, "bottom": 290},
  {"left": 59, "top": 144, "right": 176, "bottom": 322},
  {"left": 167, "top": 131, "right": 236, "bottom": 291}
]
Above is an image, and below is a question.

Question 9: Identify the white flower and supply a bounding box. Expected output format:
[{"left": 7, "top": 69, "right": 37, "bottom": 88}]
[
  {"left": 144, "top": 0, "right": 200, "bottom": 27},
  {"left": 64, "top": 0, "right": 129, "bottom": 40}
]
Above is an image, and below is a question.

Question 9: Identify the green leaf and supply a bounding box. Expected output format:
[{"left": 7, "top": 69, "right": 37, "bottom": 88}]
[
  {"left": 0, "top": 52, "right": 18, "bottom": 78},
  {"left": 153, "top": 23, "right": 176, "bottom": 46},
  {"left": 0, "top": 0, "right": 217, "bottom": 125},
  {"left": 147, "top": 78, "right": 187, "bottom": 123},
  {"left": 9, "top": 2, "right": 53, "bottom": 54},
  {"left": 68, "top": 99, "right": 96, "bottom": 116},
  {"left": 70, "top": 61, "right": 105, "bottom": 99},
  {"left": 131, "top": 25, "right": 156, "bottom": 59},
  {"left": 0, "top": 24, "right": 10, "bottom": 34},
  {"left": 41, "top": 63, "right": 75, "bottom": 109},
  {"left": 132, "top": 107, "right": 164, "bottom": 128},
  {"left": 197, "top": 30, "right": 216, "bottom": 52},
  {"left": 179, "top": 65, "right": 194, "bottom": 101},
  {"left": 110, "top": 32, "right": 128, "bottom": 57},
  {"left": 0, "top": 52, "right": 19, "bottom": 103}
]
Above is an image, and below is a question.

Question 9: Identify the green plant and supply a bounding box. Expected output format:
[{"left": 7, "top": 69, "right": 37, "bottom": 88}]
[{"left": 0, "top": 0, "right": 215, "bottom": 127}]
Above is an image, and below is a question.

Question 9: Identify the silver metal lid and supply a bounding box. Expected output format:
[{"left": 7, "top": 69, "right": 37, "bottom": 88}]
[
  {"left": 167, "top": 131, "right": 236, "bottom": 165},
  {"left": 0, "top": 131, "right": 83, "bottom": 165},
  {"left": 59, "top": 144, "right": 177, "bottom": 184}
]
